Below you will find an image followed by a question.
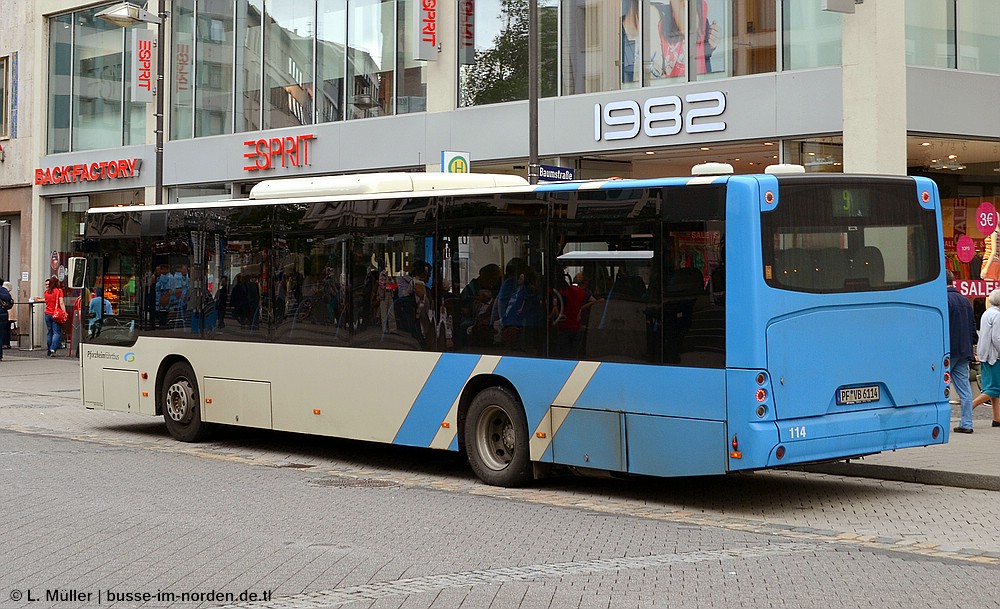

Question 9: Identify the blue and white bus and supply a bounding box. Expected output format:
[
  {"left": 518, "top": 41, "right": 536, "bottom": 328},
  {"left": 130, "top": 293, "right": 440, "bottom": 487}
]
[{"left": 71, "top": 166, "right": 951, "bottom": 486}]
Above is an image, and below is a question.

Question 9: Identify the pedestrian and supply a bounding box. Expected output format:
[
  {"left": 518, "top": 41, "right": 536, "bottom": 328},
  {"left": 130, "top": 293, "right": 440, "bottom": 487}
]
[
  {"left": 41, "top": 275, "right": 67, "bottom": 357},
  {"left": 87, "top": 288, "right": 114, "bottom": 338},
  {"left": 973, "top": 288, "right": 1000, "bottom": 427},
  {"left": 0, "top": 277, "right": 13, "bottom": 362},
  {"left": 947, "top": 271, "right": 977, "bottom": 433}
]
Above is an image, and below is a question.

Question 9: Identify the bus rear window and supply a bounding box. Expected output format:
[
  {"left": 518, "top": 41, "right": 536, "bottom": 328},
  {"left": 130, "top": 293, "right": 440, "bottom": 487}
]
[{"left": 762, "top": 179, "right": 939, "bottom": 293}]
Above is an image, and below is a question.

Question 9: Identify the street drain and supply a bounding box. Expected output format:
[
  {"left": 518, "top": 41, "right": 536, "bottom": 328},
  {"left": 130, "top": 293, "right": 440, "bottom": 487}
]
[
  {"left": 276, "top": 463, "right": 316, "bottom": 469},
  {"left": 308, "top": 476, "right": 400, "bottom": 488}
]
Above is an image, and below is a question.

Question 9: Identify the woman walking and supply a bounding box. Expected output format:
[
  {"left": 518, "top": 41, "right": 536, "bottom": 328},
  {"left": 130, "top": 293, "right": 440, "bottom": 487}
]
[
  {"left": 973, "top": 288, "right": 1000, "bottom": 427},
  {"left": 42, "top": 275, "right": 66, "bottom": 357}
]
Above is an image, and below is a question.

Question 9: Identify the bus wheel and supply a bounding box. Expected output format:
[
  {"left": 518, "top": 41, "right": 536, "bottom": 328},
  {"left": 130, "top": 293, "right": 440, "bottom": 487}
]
[
  {"left": 465, "top": 387, "right": 532, "bottom": 487},
  {"left": 161, "top": 362, "right": 208, "bottom": 442}
]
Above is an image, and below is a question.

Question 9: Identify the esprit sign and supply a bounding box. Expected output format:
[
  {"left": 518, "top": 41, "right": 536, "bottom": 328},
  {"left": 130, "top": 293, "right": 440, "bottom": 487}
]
[
  {"left": 415, "top": 0, "right": 438, "bottom": 61},
  {"left": 243, "top": 134, "right": 316, "bottom": 171},
  {"left": 459, "top": 0, "right": 475, "bottom": 65},
  {"left": 35, "top": 159, "right": 142, "bottom": 185},
  {"left": 131, "top": 29, "right": 157, "bottom": 104},
  {"left": 594, "top": 91, "right": 726, "bottom": 141}
]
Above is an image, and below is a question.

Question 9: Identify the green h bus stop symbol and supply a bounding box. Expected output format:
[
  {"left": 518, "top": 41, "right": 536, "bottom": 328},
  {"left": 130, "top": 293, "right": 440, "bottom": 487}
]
[{"left": 442, "top": 151, "right": 470, "bottom": 173}]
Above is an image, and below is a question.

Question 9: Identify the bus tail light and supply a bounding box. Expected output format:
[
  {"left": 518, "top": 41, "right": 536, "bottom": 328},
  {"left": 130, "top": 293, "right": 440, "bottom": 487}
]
[
  {"left": 932, "top": 426, "right": 940, "bottom": 439},
  {"left": 776, "top": 445, "right": 786, "bottom": 459},
  {"left": 755, "top": 388, "right": 767, "bottom": 402},
  {"left": 943, "top": 371, "right": 950, "bottom": 385}
]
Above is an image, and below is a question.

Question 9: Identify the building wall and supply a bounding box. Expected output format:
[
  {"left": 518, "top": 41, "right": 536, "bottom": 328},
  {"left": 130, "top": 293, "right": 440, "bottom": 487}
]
[{"left": 0, "top": 0, "right": 37, "bottom": 298}]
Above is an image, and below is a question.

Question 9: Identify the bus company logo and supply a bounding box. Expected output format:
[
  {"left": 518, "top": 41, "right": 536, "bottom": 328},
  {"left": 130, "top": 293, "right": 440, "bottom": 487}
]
[{"left": 86, "top": 349, "right": 125, "bottom": 361}]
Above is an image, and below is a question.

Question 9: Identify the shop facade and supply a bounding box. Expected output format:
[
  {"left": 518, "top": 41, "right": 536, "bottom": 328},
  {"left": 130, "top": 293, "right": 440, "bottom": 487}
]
[{"left": 15, "top": 0, "right": 1000, "bottom": 346}]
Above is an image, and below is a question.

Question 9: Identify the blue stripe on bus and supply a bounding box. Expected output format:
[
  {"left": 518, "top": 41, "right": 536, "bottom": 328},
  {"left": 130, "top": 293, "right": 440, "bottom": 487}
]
[
  {"left": 494, "top": 357, "right": 579, "bottom": 429},
  {"left": 575, "top": 363, "right": 727, "bottom": 419},
  {"left": 393, "top": 353, "right": 481, "bottom": 447},
  {"left": 534, "top": 177, "right": 708, "bottom": 193}
]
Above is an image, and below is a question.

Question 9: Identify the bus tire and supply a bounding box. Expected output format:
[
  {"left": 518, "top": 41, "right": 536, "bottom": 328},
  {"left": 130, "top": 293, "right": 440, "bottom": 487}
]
[
  {"left": 465, "top": 387, "right": 533, "bottom": 487},
  {"left": 161, "top": 362, "right": 209, "bottom": 442}
]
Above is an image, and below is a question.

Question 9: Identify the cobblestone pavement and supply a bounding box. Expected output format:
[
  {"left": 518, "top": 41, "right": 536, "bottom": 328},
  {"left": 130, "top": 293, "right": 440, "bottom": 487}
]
[{"left": 2, "top": 355, "right": 999, "bottom": 608}]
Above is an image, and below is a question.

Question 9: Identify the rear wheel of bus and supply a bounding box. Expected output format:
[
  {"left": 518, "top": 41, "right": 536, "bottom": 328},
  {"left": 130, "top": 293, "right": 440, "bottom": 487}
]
[
  {"left": 161, "top": 361, "right": 209, "bottom": 442},
  {"left": 465, "top": 387, "right": 533, "bottom": 487}
]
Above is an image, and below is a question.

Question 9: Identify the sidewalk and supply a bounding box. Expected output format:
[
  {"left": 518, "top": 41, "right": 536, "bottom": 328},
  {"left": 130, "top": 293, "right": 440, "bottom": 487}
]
[
  {"left": 797, "top": 404, "right": 1000, "bottom": 491},
  {"left": 1, "top": 348, "right": 997, "bottom": 490}
]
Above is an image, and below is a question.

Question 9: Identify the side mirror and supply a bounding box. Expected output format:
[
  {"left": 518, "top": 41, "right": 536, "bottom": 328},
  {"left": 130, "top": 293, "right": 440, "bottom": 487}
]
[{"left": 68, "top": 257, "right": 88, "bottom": 289}]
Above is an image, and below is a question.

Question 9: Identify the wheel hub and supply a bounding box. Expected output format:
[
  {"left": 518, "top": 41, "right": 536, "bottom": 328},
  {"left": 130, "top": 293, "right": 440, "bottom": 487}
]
[{"left": 165, "top": 380, "right": 194, "bottom": 422}]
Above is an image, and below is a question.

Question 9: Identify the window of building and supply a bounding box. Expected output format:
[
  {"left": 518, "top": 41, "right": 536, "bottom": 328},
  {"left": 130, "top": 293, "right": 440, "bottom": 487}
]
[
  {"left": 317, "top": 0, "right": 347, "bottom": 122},
  {"left": 782, "top": 0, "right": 841, "bottom": 70},
  {"left": 171, "top": 0, "right": 196, "bottom": 140},
  {"left": 196, "top": 1, "right": 235, "bottom": 136},
  {"left": 458, "top": 0, "right": 557, "bottom": 107},
  {"left": 396, "top": 0, "right": 427, "bottom": 114},
  {"left": 0, "top": 56, "right": 9, "bottom": 138},
  {"left": 347, "top": 0, "right": 395, "bottom": 118},
  {"left": 958, "top": 0, "right": 1000, "bottom": 74},
  {"left": 906, "top": 0, "right": 956, "bottom": 69},
  {"left": 265, "top": 0, "right": 315, "bottom": 128},
  {"left": 561, "top": 0, "right": 622, "bottom": 94},
  {"left": 46, "top": 5, "right": 151, "bottom": 153},
  {"left": 236, "top": 0, "right": 264, "bottom": 132},
  {"left": 73, "top": 7, "right": 126, "bottom": 151},
  {"left": 48, "top": 13, "right": 74, "bottom": 153}
]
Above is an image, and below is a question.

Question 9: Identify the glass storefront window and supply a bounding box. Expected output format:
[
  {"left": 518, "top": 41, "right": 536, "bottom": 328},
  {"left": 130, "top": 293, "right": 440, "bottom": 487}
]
[
  {"left": 236, "top": 0, "right": 264, "bottom": 132},
  {"left": 561, "top": 0, "right": 624, "bottom": 95},
  {"left": 317, "top": 0, "right": 347, "bottom": 122},
  {"left": 123, "top": 29, "right": 147, "bottom": 146},
  {"left": 723, "top": 0, "right": 775, "bottom": 79},
  {"left": 48, "top": 13, "right": 73, "bottom": 153},
  {"left": 458, "top": 0, "right": 556, "bottom": 107},
  {"left": 958, "top": 0, "right": 1000, "bottom": 74},
  {"left": 539, "top": 0, "right": 559, "bottom": 97},
  {"left": 636, "top": 0, "right": 773, "bottom": 85},
  {"left": 73, "top": 7, "right": 124, "bottom": 151},
  {"left": 0, "top": 56, "right": 9, "bottom": 138},
  {"left": 348, "top": 0, "right": 395, "bottom": 117},
  {"left": 906, "top": 0, "right": 956, "bottom": 68},
  {"left": 783, "top": 0, "right": 841, "bottom": 70},
  {"left": 265, "top": 0, "right": 315, "bottom": 128},
  {"left": 647, "top": 0, "right": 685, "bottom": 83},
  {"left": 196, "top": 0, "right": 235, "bottom": 136},
  {"left": 783, "top": 138, "right": 844, "bottom": 173},
  {"left": 171, "top": 0, "right": 195, "bottom": 139},
  {"left": 396, "top": 0, "right": 427, "bottom": 114}
]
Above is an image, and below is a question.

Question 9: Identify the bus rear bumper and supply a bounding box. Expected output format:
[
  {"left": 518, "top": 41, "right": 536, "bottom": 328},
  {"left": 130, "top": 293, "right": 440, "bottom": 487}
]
[{"left": 732, "top": 402, "right": 950, "bottom": 471}]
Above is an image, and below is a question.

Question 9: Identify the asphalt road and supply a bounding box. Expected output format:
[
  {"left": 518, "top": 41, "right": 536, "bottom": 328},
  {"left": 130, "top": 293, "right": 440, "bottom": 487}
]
[{"left": 1, "top": 358, "right": 999, "bottom": 608}]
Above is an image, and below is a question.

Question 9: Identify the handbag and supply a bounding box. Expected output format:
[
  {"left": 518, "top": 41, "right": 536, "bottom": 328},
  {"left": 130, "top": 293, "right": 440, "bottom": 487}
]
[{"left": 53, "top": 306, "right": 68, "bottom": 324}]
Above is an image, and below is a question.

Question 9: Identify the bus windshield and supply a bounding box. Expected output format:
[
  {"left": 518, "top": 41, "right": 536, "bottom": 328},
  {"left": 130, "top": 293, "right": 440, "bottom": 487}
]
[{"left": 762, "top": 178, "right": 939, "bottom": 293}]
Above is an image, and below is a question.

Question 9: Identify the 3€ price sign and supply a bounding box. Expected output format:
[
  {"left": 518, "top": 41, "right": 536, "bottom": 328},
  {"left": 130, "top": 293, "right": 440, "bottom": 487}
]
[{"left": 977, "top": 201, "right": 998, "bottom": 236}]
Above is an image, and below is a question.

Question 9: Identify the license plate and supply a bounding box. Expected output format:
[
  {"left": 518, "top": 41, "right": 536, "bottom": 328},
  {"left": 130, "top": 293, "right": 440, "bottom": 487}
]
[{"left": 837, "top": 385, "right": 880, "bottom": 405}]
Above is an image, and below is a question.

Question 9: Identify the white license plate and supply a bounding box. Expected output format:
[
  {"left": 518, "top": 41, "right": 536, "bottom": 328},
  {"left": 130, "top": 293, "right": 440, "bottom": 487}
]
[{"left": 838, "top": 385, "right": 880, "bottom": 405}]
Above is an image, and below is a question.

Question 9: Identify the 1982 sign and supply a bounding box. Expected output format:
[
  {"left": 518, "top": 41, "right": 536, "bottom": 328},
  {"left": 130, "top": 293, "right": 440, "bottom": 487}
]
[{"left": 594, "top": 91, "right": 727, "bottom": 141}]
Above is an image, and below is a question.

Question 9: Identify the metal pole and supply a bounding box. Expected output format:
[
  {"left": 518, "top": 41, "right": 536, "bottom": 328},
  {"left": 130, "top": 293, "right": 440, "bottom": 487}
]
[
  {"left": 528, "top": 0, "right": 539, "bottom": 185},
  {"left": 155, "top": 1, "right": 166, "bottom": 206}
]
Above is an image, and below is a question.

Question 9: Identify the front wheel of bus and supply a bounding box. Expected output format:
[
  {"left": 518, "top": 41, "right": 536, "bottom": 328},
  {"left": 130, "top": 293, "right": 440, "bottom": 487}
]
[
  {"left": 465, "top": 387, "right": 532, "bottom": 487},
  {"left": 161, "top": 362, "right": 209, "bottom": 442}
]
